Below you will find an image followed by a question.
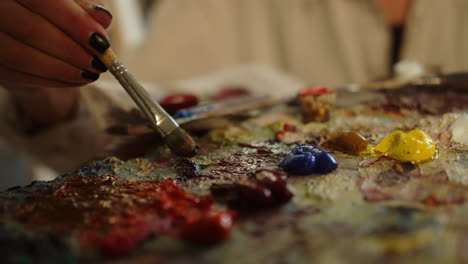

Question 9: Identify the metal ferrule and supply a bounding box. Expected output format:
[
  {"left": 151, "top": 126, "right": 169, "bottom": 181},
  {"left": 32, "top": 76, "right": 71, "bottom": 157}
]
[{"left": 109, "top": 61, "right": 179, "bottom": 137}]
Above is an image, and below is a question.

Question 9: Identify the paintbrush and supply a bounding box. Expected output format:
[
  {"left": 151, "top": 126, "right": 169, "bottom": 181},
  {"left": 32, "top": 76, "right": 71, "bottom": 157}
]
[
  {"left": 94, "top": 47, "right": 199, "bottom": 157},
  {"left": 173, "top": 95, "right": 275, "bottom": 124}
]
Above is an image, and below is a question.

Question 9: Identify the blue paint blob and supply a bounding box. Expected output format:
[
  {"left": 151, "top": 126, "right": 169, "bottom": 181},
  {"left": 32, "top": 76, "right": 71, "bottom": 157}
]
[
  {"left": 316, "top": 152, "right": 338, "bottom": 174},
  {"left": 280, "top": 154, "right": 317, "bottom": 175},
  {"left": 172, "top": 109, "right": 193, "bottom": 119},
  {"left": 292, "top": 145, "right": 322, "bottom": 155},
  {"left": 279, "top": 145, "right": 338, "bottom": 175},
  {"left": 173, "top": 105, "right": 216, "bottom": 119}
]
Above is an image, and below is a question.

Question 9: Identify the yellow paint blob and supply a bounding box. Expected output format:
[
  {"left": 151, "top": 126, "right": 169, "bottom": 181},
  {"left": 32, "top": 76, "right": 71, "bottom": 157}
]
[{"left": 373, "top": 129, "right": 436, "bottom": 162}]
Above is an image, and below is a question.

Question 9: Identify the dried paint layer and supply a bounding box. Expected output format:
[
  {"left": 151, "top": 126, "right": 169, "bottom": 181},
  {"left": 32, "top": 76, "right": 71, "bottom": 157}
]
[{"left": 3, "top": 176, "right": 235, "bottom": 256}]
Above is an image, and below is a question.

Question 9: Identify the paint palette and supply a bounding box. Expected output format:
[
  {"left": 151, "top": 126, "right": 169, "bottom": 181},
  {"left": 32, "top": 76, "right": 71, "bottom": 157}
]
[{"left": 0, "top": 87, "right": 467, "bottom": 263}]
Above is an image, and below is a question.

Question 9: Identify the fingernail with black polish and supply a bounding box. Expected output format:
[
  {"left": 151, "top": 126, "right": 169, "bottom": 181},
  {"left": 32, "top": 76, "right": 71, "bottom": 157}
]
[
  {"left": 82, "top": 71, "right": 100, "bottom": 81},
  {"left": 91, "top": 5, "right": 113, "bottom": 19},
  {"left": 92, "top": 56, "right": 107, "bottom": 72},
  {"left": 89, "top": 33, "right": 110, "bottom": 53}
]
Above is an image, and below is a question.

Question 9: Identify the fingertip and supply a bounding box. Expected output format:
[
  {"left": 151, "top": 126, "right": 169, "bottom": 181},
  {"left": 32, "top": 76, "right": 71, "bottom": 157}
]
[
  {"left": 89, "top": 32, "right": 110, "bottom": 54},
  {"left": 92, "top": 5, "right": 112, "bottom": 21},
  {"left": 89, "top": 4, "right": 113, "bottom": 29},
  {"left": 91, "top": 56, "right": 108, "bottom": 72},
  {"left": 81, "top": 70, "right": 100, "bottom": 82}
]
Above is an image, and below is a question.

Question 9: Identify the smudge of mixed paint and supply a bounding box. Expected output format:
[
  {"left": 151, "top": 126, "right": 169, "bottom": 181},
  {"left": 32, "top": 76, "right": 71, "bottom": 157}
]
[
  {"left": 173, "top": 159, "right": 201, "bottom": 179},
  {"left": 279, "top": 145, "right": 338, "bottom": 175},
  {"left": 3, "top": 176, "right": 235, "bottom": 256},
  {"left": 201, "top": 143, "right": 291, "bottom": 180},
  {"left": 365, "top": 205, "right": 440, "bottom": 255},
  {"left": 379, "top": 88, "right": 468, "bottom": 115},
  {"left": 358, "top": 157, "right": 467, "bottom": 205}
]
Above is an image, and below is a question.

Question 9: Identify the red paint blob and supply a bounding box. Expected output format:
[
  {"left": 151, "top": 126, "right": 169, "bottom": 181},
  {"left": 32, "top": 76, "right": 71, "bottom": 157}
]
[
  {"left": 80, "top": 179, "right": 235, "bottom": 256},
  {"left": 211, "top": 168, "right": 293, "bottom": 211},
  {"left": 159, "top": 94, "right": 199, "bottom": 115},
  {"left": 214, "top": 87, "right": 250, "bottom": 100},
  {"left": 298, "top": 87, "right": 334, "bottom": 97},
  {"left": 181, "top": 212, "right": 234, "bottom": 243},
  {"left": 276, "top": 123, "right": 296, "bottom": 140}
]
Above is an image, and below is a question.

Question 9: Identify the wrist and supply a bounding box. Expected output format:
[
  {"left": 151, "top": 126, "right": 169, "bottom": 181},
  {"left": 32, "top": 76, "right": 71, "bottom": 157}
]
[{"left": 8, "top": 87, "right": 80, "bottom": 131}]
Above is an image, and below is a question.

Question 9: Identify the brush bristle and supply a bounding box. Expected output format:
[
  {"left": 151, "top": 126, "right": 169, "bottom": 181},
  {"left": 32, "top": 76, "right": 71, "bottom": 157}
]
[{"left": 164, "top": 127, "right": 199, "bottom": 157}]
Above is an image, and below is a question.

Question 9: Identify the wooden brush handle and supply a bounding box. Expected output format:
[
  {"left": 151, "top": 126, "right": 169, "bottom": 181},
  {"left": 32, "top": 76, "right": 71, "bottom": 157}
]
[{"left": 96, "top": 48, "right": 119, "bottom": 68}]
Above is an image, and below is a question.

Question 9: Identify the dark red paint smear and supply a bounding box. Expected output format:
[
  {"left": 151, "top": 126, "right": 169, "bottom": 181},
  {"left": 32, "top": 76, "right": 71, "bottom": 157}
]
[
  {"left": 10, "top": 176, "right": 235, "bottom": 256},
  {"left": 83, "top": 179, "right": 235, "bottom": 256},
  {"left": 159, "top": 94, "right": 199, "bottom": 115},
  {"left": 211, "top": 168, "right": 294, "bottom": 211}
]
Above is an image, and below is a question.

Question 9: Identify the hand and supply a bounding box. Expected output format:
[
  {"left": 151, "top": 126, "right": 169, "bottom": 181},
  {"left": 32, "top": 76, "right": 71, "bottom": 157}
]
[
  {"left": 0, "top": 0, "right": 113, "bottom": 127},
  {"left": 0, "top": 0, "right": 113, "bottom": 88}
]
